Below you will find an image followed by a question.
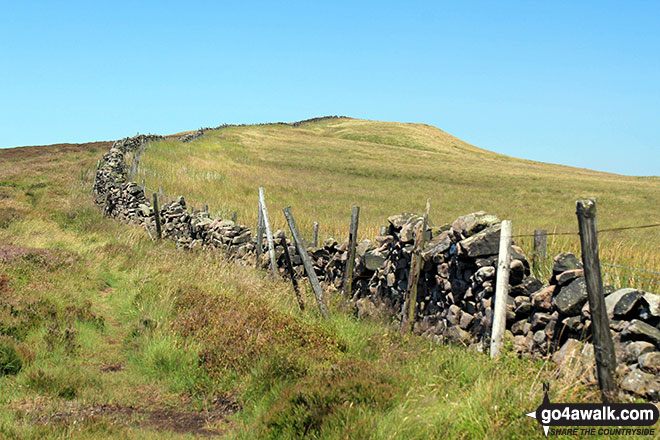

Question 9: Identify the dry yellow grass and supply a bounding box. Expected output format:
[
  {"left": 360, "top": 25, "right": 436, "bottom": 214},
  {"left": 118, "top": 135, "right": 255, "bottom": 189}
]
[{"left": 137, "top": 117, "right": 660, "bottom": 290}]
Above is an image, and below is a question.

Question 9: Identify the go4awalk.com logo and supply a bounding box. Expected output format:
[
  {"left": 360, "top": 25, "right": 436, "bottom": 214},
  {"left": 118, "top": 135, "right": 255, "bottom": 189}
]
[{"left": 526, "top": 383, "right": 659, "bottom": 437}]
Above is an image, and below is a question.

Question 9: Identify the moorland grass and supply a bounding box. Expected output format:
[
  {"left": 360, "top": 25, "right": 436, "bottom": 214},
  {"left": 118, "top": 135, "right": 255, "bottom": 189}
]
[
  {"left": 0, "top": 125, "right": 656, "bottom": 439},
  {"left": 136, "top": 118, "right": 660, "bottom": 292}
]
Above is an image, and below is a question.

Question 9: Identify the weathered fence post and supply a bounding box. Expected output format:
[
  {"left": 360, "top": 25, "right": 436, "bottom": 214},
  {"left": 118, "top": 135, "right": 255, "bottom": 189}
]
[
  {"left": 152, "top": 192, "right": 162, "bottom": 241},
  {"left": 490, "top": 219, "right": 512, "bottom": 358},
  {"left": 576, "top": 198, "right": 617, "bottom": 403},
  {"left": 313, "top": 222, "right": 319, "bottom": 248},
  {"left": 401, "top": 199, "right": 431, "bottom": 333},
  {"left": 283, "top": 206, "right": 330, "bottom": 318},
  {"left": 342, "top": 206, "right": 360, "bottom": 297},
  {"left": 255, "top": 198, "right": 265, "bottom": 268},
  {"left": 533, "top": 229, "right": 547, "bottom": 268},
  {"left": 141, "top": 179, "right": 146, "bottom": 192},
  {"left": 380, "top": 225, "right": 387, "bottom": 236},
  {"left": 91, "top": 159, "right": 101, "bottom": 196},
  {"left": 258, "top": 187, "right": 278, "bottom": 279},
  {"left": 280, "top": 235, "right": 305, "bottom": 311}
]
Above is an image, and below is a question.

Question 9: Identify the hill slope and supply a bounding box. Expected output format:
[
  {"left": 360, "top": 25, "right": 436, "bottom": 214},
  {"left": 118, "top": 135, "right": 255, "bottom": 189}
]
[
  {"left": 137, "top": 117, "right": 660, "bottom": 289},
  {"left": 0, "top": 134, "right": 597, "bottom": 439}
]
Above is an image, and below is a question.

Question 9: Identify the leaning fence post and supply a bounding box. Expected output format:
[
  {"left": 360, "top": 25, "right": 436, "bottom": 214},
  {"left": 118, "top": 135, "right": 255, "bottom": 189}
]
[
  {"left": 401, "top": 199, "right": 431, "bottom": 333},
  {"left": 255, "top": 198, "right": 265, "bottom": 268},
  {"left": 283, "top": 206, "right": 330, "bottom": 318},
  {"left": 490, "top": 220, "right": 512, "bottom": 358},
  {"left": 576, "top": 198, "right": 617, "bottom": 403},
  {"left": 533, "top": 229, "right": 547, "bottom": 268},
  {"left": 152, "top": 192, "right": 162, "bottom": 241},
  {"left": 258, "top": 187, "right": 278, "bottom": 279},
  {"left": 280, "top": 235, "right": 305, "bottom": 311},
  {"left": 313, "top": 222, "right": 319, "bottom": 247},
  {"left": 342, "top": 206, "right": 360, "bottom": 297}
]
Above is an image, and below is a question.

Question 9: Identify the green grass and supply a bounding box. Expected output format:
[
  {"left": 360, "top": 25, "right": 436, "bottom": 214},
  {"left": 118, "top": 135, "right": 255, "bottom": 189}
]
[
  {"left": 0, "top": 124, "right": 657, "bottom": 438},
  {"left": 136, "top": 118, "right": 660, "bottom": 292}
]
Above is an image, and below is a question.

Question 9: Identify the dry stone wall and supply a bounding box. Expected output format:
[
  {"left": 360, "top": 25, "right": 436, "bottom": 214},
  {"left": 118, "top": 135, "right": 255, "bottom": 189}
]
[{"left": 92, "top": 124, "right": 660, "bottom": 402}]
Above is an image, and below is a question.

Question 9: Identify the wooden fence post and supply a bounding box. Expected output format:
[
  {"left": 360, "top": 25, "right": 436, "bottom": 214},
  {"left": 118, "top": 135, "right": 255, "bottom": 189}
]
[
  {"left": 280, "top": 235, "right": 305, "bottom": 311},
  {"left": 255, "top": 198, "right": 264, "bottom": 267},
  {"left": 141, "top": 179, "right": 146, "bottom": 192},
  {"left": 91, "top": 160, "right": 101, "bottom": 196},
  {"left": 258, "top": 187, "right": 278, "bottom": 279},
  {"left": 283, "top": 206, "right": 330, "bottom": 318},
  {"left": 576, "top": 198, "right": 617, "bottom": 403},
  {"left": 401, "top": 199, "right": 430, "bottom": 333},
  {"left": 380, "top": 226, "right": 387, "bottom": 236},
  {"left": 313, "top": 222, "right": 319, "bottom": 248},
  {"left": 533, "top": 229, "right": 547, "bottom": 268},
  {"left": 342, "top": 206, "right": 360, "bottom": 297},
  {"left": 490, "top": 220, "right": 512, "bottom": 358},
  {"left": 152, "top": 192, "right": 162, "bottom": 241}
]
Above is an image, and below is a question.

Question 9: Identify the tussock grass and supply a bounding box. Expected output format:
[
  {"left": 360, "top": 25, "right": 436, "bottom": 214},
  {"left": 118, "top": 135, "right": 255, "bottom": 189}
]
[
  {"left": 137, "top": 118, "right": 660, "bottom": 291},
  {"left": 0, "top": 127, "right": 656, "bottom": 439}
]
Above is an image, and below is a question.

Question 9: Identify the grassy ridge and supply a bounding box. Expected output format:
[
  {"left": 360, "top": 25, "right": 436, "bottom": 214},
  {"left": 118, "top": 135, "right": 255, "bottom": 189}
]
[
  {"left": 136, "top": 118, "right": 660, "bottom": 291},
  {"left": 0, "top": 132, "right": 623, "bottom": 438}
]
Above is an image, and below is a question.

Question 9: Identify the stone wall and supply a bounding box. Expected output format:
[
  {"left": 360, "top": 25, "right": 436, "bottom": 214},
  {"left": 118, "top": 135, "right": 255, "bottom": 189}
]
[{"left": 92, "top": 125, "right": 660, "bottom": 402}]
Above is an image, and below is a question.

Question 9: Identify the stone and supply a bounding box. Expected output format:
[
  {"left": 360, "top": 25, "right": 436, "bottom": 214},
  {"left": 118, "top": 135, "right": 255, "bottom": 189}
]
[
  {"left": 605, "top": 288, "right": 639, "bottom": 317},
  {"left": 399, "top": 218, "right": 420, "bottom": 243},
  {"left": 138, "top": 203, "right": 152, "bottom": 217},
  {"left": 459, "top": 312, "right": 474, "bottom": 330},
  {"left": 445, "top": 326, "right": 473, "bottom": 345},
  {"left": 533, "top": 330, "right": 546, "bottom": 345},
  {"left": 531, "top": 285, "right": 554, "bottom": 311},
  {"left": 553, "top": 278, "right": 588, "bottom": 315},
  {"left": 447, "top": 305, "right": 463, "bottom": 326},
  {"left": 387, "top": 213, "right": 417, "bottom": 229},
  {"left": 509, "top": 259, "right": 526, "bottom": 286},
  {"left": 555, "top": 269, "right": 584, "bottom": 286},
  {"left": 473, "top": 266, "right": 495, "bottom": 284},
  {"left": 552, "top": 252, "right": 582, "bottom": 276},
  {"left": 638, "top": 352, "right": 660, "bottom": 374},
  {"left": 622, "top": 320, "right": 660, "bottom": 347},
  {"left": 458, "top": 223, "right": 502, "bottom": 258},
  {"left": 451, "top": 211, "right": 500, "bottom": 239},
  {"left": 620, "top": 368, "right": 660, "bottom": 399},
  {"left": 514, "top": 300, "right": 532, "bottom": 316},
  {"left": 364, "top": 249, "right": 387, "bottom": 271},
  {"left": 642, "top": 292, "right": 660, "bottom": 317},
  {"left": 581, "top": 343, "right": 597, "bottom": 384},
  {"left": 514, "top": 334, "right": 533, "bottom": 353},
  {"left": 625, "top": 341, "right": 656, "bottom": 363},
  {"left": 510, "top": 277, "right": 543, "bottom": 297},
  {"left": 561, "top": 315, "right": 584, "bottom": 333},
  {"left": 552, "top": 338, "right": 583, "bottom": 369},
  {"left": 511, "top": 319, "right": 528, "bottom": 335},
  {"left": 422, "top": 231, "right": 452, "bottom": 261},
  {"left": 613, "top": 290, "right": 645, "bottom": 317}
]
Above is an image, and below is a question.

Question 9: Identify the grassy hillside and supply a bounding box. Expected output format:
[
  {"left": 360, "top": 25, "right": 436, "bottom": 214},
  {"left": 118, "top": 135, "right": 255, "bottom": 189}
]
[
  {"left": 0, "top": 121, "right": 657, "bottom": 438},
  {"left": 137, "top": 118, "right": 660, "bottom": 291}
]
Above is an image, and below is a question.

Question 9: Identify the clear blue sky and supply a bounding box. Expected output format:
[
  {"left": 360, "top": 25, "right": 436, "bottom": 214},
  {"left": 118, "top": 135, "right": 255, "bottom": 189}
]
[{"left": 2, "top": 1, "right": 659, "bottom": 176}]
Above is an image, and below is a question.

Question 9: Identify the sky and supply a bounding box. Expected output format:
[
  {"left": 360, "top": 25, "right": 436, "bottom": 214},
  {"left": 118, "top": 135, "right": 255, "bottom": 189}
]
[{"left": 1, "top": 1, "right": 659, "bottom": 176}]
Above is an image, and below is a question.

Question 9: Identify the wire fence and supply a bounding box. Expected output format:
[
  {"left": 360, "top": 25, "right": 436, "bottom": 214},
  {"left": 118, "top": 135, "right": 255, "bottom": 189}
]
[{"left": 138, "top": 174, "right": 659, "bottom": 293}]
